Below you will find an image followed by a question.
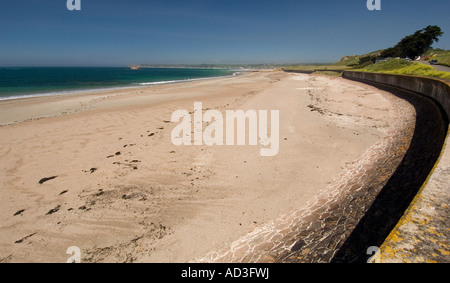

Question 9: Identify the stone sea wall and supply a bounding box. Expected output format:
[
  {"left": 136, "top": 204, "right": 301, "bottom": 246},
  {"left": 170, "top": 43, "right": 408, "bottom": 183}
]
[
  {"left": 197, "top": 71, "right": 449, "bottom": 263},
  {"left": 342, "top": 71, "right": 450, "bottom": 119},
  {"left": 341, "top": 71, "right": 449, "bottom": 263}
]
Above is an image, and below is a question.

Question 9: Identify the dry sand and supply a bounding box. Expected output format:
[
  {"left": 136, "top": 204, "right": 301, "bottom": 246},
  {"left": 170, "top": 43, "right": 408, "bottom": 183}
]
[{"left": 0, "top": 71, "right": 402, "bottom": 262}]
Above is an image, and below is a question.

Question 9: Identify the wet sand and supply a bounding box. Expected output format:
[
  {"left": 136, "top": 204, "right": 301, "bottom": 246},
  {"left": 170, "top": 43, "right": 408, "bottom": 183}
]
[{"left": 0, "top": 71, "right": 410, "bottom": 263}]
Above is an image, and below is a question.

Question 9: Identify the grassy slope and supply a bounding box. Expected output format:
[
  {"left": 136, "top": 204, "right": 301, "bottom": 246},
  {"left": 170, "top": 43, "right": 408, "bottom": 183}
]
[
  {"left": 283, "top": 49, "right": 450, "bottom": 79},
  {"left": 282, "top": 65, "right": 349, "bottom": 71},
  {"left": 333, "top": 50, "right": 384, "bottom": 67},
  {"left": 434, "top": 53, "right": 450, "bottom": 67},
  {"left": 357, "top": 59, "right": 450, "bottom": 79},
  {"left": 423, "top": 49, "right": 450, "bottom": 67},
  {"left": 283, "top": 50, "right": 383, "bottom": 72}
]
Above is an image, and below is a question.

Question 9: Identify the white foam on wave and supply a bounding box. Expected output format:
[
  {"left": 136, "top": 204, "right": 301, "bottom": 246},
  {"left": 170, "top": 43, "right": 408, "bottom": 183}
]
[
  {"left": 0, "top": 86, "right": 140, "bottom": 101},
  {"left": 138, "top": 73, "right": 238, "bottom": 86},
  {"left": 0, "top": 72, "right": 241, "bottom": 102}
]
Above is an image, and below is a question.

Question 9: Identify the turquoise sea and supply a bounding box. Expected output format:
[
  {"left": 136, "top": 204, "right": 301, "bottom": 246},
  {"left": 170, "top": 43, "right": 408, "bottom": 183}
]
[{"left": 0, "top": 67, "right": 234, "bottom": 100}]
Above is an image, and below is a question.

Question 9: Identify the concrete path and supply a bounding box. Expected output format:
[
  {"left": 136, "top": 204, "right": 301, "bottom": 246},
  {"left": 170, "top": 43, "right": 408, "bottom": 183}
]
[{"left": 419, "top": 61, "right": 450, "bottom": 73}]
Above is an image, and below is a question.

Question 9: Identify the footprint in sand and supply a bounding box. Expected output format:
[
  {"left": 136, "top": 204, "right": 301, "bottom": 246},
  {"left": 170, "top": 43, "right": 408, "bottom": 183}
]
[
  {"left": 13, "top": 209, "right": 25, "bottom": 216},
  {"left": 82, "top": 168, "right": 97, "bottom": 174},
  {"left": 46, "top": 205, "right": 61, "bottom": 215},
  {"left": 38, "top": 176, "right": 58, "bottom": 184}
]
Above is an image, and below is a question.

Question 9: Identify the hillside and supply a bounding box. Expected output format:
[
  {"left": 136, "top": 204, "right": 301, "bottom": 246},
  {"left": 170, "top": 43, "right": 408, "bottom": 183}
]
[
  {"left": 423, "top": 49, "right": 450, "bottom": 67},
  {"left": 356, "top": 58, "right": 450, "bottom": 79},
  {"left": 333, "top": 50, "right": 384, "bottom": 67},
  {"left": 283, "top": 48, "right": 450, "bottom": 80}
]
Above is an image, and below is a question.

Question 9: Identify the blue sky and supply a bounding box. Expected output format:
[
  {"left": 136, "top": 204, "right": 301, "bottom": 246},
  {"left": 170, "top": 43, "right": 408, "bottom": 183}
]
[{"left": 0, "top": 0, "right": 449, "bottom": 66}]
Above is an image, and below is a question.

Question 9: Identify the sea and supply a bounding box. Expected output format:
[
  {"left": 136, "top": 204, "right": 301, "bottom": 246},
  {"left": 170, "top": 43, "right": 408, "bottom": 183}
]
[{"left": 0, "top": 67, "right": 235, "bottom": 100}]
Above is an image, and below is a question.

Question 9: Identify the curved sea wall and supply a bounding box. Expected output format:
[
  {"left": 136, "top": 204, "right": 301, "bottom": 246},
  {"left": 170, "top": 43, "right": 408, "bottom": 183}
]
[
  {"left": 340, "top": 71, "right": 450, "bottom": 263},
  {"left": 342, "top": 71, "right": 450, "bottom": 119},
  {"left": 198, "top": 71, "right": 449, "bottom": 263}
]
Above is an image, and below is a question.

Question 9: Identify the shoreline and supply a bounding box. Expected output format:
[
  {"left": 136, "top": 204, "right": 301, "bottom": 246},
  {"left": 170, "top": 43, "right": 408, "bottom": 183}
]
[
  {"left": 0, "top": 72, "right": 249, "bottom": 126},
  {"left": 0, "top": 71, "right": 245, "bottom": 103},
  {"left": 0, "top": 71, "right": 410, "bottom": 262}
]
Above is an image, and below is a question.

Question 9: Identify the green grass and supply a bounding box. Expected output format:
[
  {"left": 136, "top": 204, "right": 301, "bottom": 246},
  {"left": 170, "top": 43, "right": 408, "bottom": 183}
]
[
  {"left": 423, "top": 48, "right": 450, "bottom": 67},
  {"left": 433, "top": 52, "right": 450, "bottom": 67},
  {"left": 282, "top": 65, "right": 350, "bottom": 72},
  {"left": 284, "top": 48, "right": 450, "bottom": 79},
  {"left": 357, "top": 59, "right": 450, "bottom": 79},
  {"left": 332, "top": 50, "right": 384, "bottom": 67},
  {"left": 333, "top": 56, "right": 360, "bottom": 66},
  {"left": 283, "top": 50, "right": 385, "bottom": 72},
  {"left": 313, "top": 71, "right": 343, "bottom": 77},
  {"left": 358, "top": 59, "right": 413, "bottom": 71},
  {"left": 282, "top": 65, "right": 345, "bottom": 77},
  {"left": 423, "top": 48, "right": 448, "bottom": 57}
]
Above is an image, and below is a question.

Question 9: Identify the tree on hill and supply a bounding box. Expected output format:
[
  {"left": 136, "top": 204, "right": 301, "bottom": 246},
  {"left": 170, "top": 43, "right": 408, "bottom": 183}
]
[{"left": 381, "top": 25, "right": 443, "bottom": 59}]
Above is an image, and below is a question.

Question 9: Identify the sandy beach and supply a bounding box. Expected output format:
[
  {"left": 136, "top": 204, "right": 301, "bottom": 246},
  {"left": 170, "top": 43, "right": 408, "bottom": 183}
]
[{"left": 0, "top": 71, "right": 412, "bottom": 263}]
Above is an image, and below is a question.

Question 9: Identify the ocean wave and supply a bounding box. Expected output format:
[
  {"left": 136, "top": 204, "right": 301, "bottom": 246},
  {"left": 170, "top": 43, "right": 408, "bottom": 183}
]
[
  {"left": 0, "top": 86, "right": 139, "bottom": 101},
  {"left": 137, "top": 75, "right": 234, "bottom": 86},
  {"left": 0, "top": 70, "right": 239, "bottom": 101},
  {"left": 138, "top": 80, "right": 185, "bottom": 86}
]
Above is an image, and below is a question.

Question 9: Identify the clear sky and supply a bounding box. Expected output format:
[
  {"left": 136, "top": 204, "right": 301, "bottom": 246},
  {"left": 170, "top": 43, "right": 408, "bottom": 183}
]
[{"left": 0, "top": 0, "right": 449, "bottom": 66}]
